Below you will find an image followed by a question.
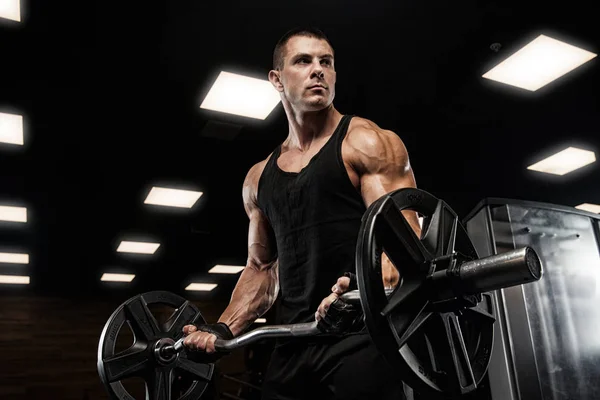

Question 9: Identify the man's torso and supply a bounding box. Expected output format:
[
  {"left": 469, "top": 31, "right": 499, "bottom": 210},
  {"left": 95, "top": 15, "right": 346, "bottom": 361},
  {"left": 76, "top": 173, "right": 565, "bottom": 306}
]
[{"left": 251, "top": 115, "right": 385, "bottom": 325}]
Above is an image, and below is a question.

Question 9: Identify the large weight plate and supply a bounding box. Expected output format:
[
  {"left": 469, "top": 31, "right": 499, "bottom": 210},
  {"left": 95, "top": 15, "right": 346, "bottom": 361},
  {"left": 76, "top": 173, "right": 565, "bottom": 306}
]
[
  {"left": 356, "top": 188, "right": 496, "bottom": 397},
  {"left": 97, "top": 291, "right": 214, "bottom": 400}
]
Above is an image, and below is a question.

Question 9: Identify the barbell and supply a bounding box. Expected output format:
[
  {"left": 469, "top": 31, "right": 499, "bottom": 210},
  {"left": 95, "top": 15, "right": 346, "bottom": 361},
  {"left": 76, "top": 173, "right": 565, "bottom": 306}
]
[{"left": 97, "top": 188, "right": 543, "bottom": 399}]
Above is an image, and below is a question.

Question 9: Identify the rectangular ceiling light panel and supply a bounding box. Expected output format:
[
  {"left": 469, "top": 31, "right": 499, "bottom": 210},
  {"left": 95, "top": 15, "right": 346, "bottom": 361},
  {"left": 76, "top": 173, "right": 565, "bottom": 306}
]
[
  {"left": 144, "top": 187, "right": 203, "bottom": 208},
  {"left": 0, "top": 206, "right": 27, "bottom": 222},
  {"left": 527, "top": 147, "right": 596, "bottom": 175},
  {"left": 200, "top": 71, "right": 281, "bottom": 120},
  {"left": 209, "top": 265, "right": 245, "bottom": 274},
  {"left": 101, "top": 273, "right": 135, "bottom": 282},
  {"left": 576, "top": 203, "right": 600, "bottom": 213},
  {"left": 185, "top": 283, "right": 218, "bottom": 291},
  {"left": 117, "top": 241, "right": 160, "bottom": 254},
  {"left": 0, "top": 0, "right": 21, "bottom": 22},
  {"left": 0, "top": 252, "right": 29, "bottom": 264},
  {"left": 0, "top": 112, "right": 24, "bottom": 145},
  {"left": 0, "top": 275, "right": 29, "bottom": 284},
  {"left": 483, "top": 35, "right": 597, "bottom": 91}
]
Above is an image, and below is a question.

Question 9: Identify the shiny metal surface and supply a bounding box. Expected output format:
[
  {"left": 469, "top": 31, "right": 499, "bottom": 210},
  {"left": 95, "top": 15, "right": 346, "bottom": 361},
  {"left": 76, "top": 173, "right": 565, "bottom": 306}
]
[
  {"left": 170, "top": 321, "right": 319, "bottom": 354},
  {"left": 459, "top": 246, "right": 543, "bottom": 293},
  {"left": 215, "top": 322, "right": 319, "bottom": 351},
  {"left": 154, "top": 337, "right": 177, "bottom": 365},
  {"left": 507, "top": 205, "right": 600, "bottom": 400}
]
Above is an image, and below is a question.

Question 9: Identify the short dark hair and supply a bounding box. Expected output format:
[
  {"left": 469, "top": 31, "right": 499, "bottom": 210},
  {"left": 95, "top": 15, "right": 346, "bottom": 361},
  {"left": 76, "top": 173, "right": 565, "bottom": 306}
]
[{"left": 272, "top": 27, "right": 334, "bottom": 70}]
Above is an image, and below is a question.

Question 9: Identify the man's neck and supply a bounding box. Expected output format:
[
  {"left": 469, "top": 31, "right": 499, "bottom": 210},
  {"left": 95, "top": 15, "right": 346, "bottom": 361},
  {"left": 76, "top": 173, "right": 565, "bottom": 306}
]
[{"left": 283, "top": 104, "right": 343, "bottom": 151}]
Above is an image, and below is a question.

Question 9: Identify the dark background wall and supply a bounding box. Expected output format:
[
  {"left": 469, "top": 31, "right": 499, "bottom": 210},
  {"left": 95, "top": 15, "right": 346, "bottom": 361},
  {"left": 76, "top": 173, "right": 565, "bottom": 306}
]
[{"left": 0, "top": 291, "right": 271, "bottom": 400}]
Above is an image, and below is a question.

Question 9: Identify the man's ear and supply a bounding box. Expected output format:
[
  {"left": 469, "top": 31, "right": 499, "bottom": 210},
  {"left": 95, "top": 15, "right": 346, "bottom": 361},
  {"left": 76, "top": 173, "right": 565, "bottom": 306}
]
[{"left": 268, "top": 69, "right": 284, "bottom": 92}]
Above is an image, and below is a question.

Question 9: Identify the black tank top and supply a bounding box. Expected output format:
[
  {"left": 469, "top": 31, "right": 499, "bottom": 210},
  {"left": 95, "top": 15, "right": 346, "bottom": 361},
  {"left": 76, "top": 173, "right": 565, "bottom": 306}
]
[{"left": 257, "top": 115, "right": 366, "bottom": 325}]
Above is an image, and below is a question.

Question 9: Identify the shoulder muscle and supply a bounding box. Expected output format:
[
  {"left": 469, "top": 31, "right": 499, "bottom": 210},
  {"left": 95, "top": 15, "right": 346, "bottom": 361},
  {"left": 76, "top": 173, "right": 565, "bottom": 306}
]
[{"left": 346, "top": 117, "right": 410, "bottom": 176}]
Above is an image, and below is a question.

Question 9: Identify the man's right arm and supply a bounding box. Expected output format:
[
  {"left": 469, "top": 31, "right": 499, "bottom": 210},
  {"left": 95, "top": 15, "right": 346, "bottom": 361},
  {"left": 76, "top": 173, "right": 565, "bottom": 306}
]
[
  {"left": 183, "top": 161, "right": 278, "bottom": 351},
  {"left": 217, "top": 161, "right": 279, "bottom": 336}
]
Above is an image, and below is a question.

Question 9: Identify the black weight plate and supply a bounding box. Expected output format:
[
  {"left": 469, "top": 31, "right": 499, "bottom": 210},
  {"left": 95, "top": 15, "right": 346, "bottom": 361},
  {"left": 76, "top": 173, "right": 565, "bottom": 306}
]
[
  {"left": 97, "top": 291, "right": 215, "bottom": 400},
  {"left": 356, "top": 188, "right": 495, "bottom": 397}
]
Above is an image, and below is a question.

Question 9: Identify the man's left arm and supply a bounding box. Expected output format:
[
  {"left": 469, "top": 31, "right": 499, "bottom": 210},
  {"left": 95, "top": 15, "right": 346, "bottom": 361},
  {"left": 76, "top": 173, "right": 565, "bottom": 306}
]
[
  {"left": 315, "top": 124, "right": 422, "bottom": 326},
  {"left": 349, "top": 125, "right": 422, "bottom": 288}
]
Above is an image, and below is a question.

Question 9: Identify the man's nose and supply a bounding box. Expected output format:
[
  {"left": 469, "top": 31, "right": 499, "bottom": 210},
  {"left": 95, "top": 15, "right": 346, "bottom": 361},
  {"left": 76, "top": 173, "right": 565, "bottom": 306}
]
[
  {"left": 311, "top": 63, "right": 324, "bottom": 79},
  {"left": 311, "top": 69, "right": 324, "bottom": 80}
]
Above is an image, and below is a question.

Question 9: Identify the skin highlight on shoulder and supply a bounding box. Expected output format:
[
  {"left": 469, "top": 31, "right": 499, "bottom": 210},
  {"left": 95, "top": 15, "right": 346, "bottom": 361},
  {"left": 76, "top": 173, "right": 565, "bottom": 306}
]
[
  {"left": 242, "top": 155, "right": 273, "bottom": 209},
  {"left": 345, "top": 117, "right": 411, "bottom": 178}
]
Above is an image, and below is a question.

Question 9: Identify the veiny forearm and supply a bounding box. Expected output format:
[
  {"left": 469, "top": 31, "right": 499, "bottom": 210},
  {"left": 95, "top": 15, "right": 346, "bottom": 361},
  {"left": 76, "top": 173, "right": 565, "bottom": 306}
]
[{"left": 218, "top": 262, "right": 278, "bottom": 337}]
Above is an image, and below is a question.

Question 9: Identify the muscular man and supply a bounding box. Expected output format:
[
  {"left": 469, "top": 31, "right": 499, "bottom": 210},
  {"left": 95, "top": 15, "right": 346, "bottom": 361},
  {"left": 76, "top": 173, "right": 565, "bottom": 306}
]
[{"left": 183, "top": 27, "right": 422, "bottom": 400}]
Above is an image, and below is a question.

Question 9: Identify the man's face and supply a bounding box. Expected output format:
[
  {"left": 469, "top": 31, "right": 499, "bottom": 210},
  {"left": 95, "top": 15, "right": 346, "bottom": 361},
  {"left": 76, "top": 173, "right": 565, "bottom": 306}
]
[{"left": 276, "top": 36, "right": 336, "bottom": 111}]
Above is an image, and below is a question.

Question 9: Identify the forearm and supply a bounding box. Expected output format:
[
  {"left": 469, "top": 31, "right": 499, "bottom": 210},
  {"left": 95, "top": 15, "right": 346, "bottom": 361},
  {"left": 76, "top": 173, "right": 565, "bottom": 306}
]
[{"left": 218, "top": 261, "right": 279, "bottom": 336}]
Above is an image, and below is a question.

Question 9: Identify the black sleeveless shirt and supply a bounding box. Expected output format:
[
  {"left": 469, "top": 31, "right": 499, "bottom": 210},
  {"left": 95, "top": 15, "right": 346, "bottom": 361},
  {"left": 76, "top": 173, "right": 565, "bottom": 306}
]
[{"left": 257, "top": 115, "right": 367, "bottom": 325}]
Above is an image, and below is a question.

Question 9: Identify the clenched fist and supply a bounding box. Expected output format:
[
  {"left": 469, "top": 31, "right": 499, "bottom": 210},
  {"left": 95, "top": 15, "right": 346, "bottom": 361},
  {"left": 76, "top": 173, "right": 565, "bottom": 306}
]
[
  {"left": 182, "top": 322, "right": 233, "bottom": 354},
  {"left": 315, "top": 275, "right": 352, "bottom": 322},
  {"left": 315, "top": 272, "right": 364, "bottom": 334}
]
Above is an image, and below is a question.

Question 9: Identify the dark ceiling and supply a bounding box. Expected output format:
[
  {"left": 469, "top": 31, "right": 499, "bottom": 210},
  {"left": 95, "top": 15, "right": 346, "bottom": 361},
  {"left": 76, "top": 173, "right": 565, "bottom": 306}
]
[{"left": 0, "top": 0, "right": 598, "bottom": 300}]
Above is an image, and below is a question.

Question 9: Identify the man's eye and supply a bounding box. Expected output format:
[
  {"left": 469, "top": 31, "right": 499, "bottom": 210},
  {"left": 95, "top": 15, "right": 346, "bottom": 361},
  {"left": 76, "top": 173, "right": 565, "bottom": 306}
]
[
  {"left": 297, "top": 58, "right": 309, "bottom": 64},
  {"left": 321, "top": 59, "right": 331, "bottom": 65}
]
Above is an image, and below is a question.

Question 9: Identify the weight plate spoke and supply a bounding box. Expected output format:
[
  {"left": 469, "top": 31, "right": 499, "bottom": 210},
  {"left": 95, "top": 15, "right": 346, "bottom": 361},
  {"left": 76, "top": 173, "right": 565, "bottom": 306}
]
[
  {"left": 164, "top": 301, "right": 199, "bottom": 338},
  {"left": 125, "top": 295, "right": 162, "bottom": 342},
  {"left": 436, "top": 312, "right": 476, "bottom": 393},
  {"left": 464, "top": 301, "right": 496, "bottom": 323},
  {"left": 423, "top": 334, "right": 439, "bottom": 372},
  {"left": 381, "top": 279, "right": 421, "bottom": 317},
  {"left": 421, "top": 200, "right": 459, "bottom": 257},
  {"left": 389, "top": 301, "right": 432, "bottom": 348},
  {"left": 447, "top": 215, "right": 457, "bottom": 256},
  {"left": 103, "top": 347, "right": 150, "bottom": 382},
  {"left": 146, "top": 368, "right": 173, "bottom": 400},
  {"left": 177, "top": 358, "right": 214, "bottom": 382},
  {"left": 378, "top": 200, "right": 431, "bottom": 270}
]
